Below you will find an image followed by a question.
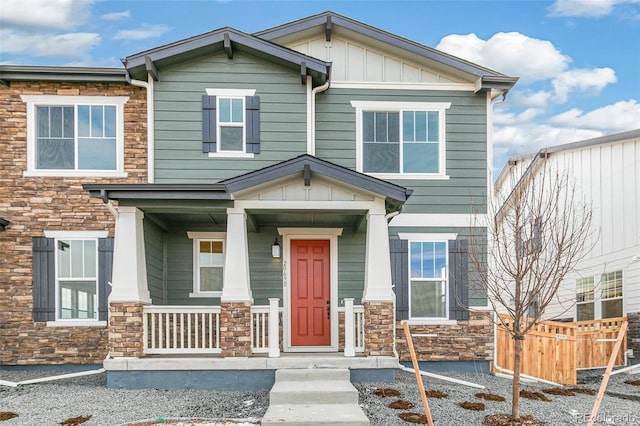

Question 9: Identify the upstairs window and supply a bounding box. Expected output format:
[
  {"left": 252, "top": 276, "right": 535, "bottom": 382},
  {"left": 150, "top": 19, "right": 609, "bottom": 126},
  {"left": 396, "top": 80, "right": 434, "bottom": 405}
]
[
  {"left": 202, "top": 89, "right": 260, "bottom": 157},
  {"left": 21, "top": 95, "right": 129, "bottom": 177},
  {"left": 352, "top": 101, "right": 450, "bottom": 178}
]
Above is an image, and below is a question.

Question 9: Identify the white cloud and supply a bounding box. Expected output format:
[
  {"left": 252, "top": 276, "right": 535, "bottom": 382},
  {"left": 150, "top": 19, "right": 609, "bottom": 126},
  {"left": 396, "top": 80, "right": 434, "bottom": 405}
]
[
  {"left": 0, "top": 29, "right": 100, "bottom": 58},
  {"left": 101, "top": 11, "right": 131, "bottom": 21},
  {"left": 549, "top": 0, "right": 640, "bottom": 17},
  {"left": 549, "top": 99, "right": 640, "bottom": 130},
  {"left": 511, "top": 90, "right": 554, "bottom": 108},
  {"left": 494, "top": 108, "right": 546, "bottom": 125},
  {"left": 437, "top": 32, "right": 571, "bottom": 83},
  {"left": 113, "top": 24, "right": 171, "bottom": 41},
  {"left": 0, "top": 0, "right": 93, "bottom": 30},
  {"left": 552, "top": 68, "right": 617, "bottom": 103}
]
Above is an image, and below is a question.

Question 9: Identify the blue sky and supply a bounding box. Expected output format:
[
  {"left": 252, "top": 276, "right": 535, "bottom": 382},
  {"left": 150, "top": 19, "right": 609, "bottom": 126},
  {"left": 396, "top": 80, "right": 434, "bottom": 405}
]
[{"left": 1, "top": 0, "right": 639, "bottom": 170}]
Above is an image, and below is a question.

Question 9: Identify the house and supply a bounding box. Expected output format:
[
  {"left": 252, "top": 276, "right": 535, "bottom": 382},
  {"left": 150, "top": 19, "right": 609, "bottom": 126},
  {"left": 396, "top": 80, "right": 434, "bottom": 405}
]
[
  {"left": 0, "top": 11, "right": 517, "bottom": 389},
  {"left": 495, "top": 129, "right": 640, "bottom": 360}
]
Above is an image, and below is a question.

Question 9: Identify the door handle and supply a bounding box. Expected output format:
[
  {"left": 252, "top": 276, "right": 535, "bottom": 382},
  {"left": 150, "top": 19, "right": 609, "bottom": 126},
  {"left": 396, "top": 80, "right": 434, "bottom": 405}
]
[{"left": 326, "top": 305, "right": 331, "bottom": 320}]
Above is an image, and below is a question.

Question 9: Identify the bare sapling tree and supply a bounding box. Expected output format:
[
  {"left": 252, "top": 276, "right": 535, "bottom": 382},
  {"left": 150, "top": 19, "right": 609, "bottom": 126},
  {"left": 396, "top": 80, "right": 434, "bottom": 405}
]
[{"left": 469, "top": 157, "right": 594, "bottom": 420}]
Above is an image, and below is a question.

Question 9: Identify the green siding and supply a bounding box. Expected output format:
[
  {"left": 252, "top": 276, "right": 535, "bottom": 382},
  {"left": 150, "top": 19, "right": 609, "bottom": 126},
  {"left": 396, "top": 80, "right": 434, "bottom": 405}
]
[
  {"left": 337, "top": 229, "right": 365, "bottom": 305},
  {"left": 144, "top": 218, "right": 166, "bottom": 304},
  {"left": 154, "top": 51, "right": 308, "bottom": 183},
  {"left": 315, "top": 88, "right": 488, "bottom": 214},
  {"left": 248, "top": 229, "right": 284, "bottom": 306}
]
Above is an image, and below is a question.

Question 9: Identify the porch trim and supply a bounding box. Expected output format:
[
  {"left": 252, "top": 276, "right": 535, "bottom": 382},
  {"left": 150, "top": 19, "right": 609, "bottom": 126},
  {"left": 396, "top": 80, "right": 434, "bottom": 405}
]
[{"left": 278, "top": 227, "right": 342, "bottom": 353}]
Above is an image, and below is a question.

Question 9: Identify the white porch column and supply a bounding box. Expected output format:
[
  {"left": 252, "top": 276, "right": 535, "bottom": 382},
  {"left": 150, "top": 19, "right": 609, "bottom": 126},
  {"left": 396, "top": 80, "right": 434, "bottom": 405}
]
[
  {"left": 221, "top": 208, "right": 252, "bottom": 302},
  {"left": 268, "top": 298, "right": 280, "bottom": 358},
  {"left": 344, "top": 298, "right": 356, "bottom": 357},
  {"left": 110, "top": 206, "right": 151, "bottom": 303},
  {"left": 362, "top": 203, "right": 395, "bottom": 302}
]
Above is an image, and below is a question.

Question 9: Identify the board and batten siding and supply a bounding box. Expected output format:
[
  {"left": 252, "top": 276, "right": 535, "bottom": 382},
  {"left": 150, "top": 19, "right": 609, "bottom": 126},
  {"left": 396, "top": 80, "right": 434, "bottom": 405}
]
[
  {"left": 153, "top": 50, "right": 308, "bottom": 183},
  {"left": 536, "top": 136, "right": 640, "bottom": 319},
  {"left": 315, "top": 88, "right": 488, "bottom": 214}
]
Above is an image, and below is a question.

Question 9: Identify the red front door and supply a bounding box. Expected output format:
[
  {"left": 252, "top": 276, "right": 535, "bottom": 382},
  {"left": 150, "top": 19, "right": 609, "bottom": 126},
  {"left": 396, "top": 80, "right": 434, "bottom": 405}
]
[{"left": 291, "top": 240, "right": 331, "bottom": 346}]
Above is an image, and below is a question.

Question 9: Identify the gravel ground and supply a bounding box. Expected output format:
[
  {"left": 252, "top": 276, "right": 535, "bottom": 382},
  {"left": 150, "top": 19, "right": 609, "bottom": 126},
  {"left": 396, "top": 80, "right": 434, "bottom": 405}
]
[{"left": 1, "top": 368, "right": 639, "bottom": 425}]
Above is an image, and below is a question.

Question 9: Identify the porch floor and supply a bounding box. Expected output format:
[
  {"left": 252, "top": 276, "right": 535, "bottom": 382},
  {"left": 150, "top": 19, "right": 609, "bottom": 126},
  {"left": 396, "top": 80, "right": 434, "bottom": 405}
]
[{"left": 104, "top": 353, "right": 399, "bottom": 372}]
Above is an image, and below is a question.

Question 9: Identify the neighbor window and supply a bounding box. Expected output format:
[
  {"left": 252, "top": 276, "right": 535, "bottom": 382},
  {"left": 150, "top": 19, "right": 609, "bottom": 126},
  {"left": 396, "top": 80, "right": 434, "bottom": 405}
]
[
  {"left": 21, "top": 95, "right": 128, "bottom": 177},
  {"left": 409, "top": 241, "right": 448, "bottom": 319},
  {"left": 188, "top": 232, "right": 226, "bottom": 297},
  {"left": 351, "top": 101, "right": 450, "bottom": 177},
  {"left": 576, "top": 276, "right": 595, "bottom": 321},
  {"left": 601, "top": 270, "right": 623, "bottom": 318},
  {"left": 56, "top": 239, "right": 98, "bottom": 320}
]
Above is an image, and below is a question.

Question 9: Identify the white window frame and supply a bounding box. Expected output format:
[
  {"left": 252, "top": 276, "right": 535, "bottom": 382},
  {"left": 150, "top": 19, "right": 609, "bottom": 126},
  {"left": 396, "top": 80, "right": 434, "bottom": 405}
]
[
  {"left": 351, "top": 100, "right": 451, "bottom": 179},
  {"left": 576, "top": 276, "right": 595, "bottom": 321},
  {"left": 600, "top": 270, "right": 623, "bottom": 318},
  {"left": 44, "top": 230, "right": 108, "bottom": 327},
  {"left": 205, "top": 89, "right": 256, "bottom": 159},
  {"left": 407, "top": 238, "right": 451, "bottom": 322},
  {"left": 21, "top": 95, "right": 129, "bottom": 178},
  {"left": 187, "top": 231, "right": 227, "bottom": 298}
]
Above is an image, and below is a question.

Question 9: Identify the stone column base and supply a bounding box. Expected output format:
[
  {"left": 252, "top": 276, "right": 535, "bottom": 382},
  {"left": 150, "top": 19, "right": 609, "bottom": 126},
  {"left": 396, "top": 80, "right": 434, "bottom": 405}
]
[
  {"left": 109, "top": 302, "right": 145, "bottom": 358},
  {"left": 220, "top": 302, "right": 253, "bottom": 357},
  {"left": 363, "top": 301, "right": 394, "bottom": 356}
]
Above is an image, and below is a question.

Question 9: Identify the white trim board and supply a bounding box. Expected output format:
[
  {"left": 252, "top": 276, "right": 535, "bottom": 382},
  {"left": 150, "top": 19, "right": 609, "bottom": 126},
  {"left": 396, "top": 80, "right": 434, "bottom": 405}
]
[{"left": 389, "top": 213, "right": 488, "bottom": 228}]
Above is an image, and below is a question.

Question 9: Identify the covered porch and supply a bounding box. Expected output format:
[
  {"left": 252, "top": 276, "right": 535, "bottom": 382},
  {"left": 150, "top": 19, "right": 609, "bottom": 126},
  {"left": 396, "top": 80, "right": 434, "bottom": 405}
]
[{"left": 85, "top": 155, "right": 412, "bottom": 387}]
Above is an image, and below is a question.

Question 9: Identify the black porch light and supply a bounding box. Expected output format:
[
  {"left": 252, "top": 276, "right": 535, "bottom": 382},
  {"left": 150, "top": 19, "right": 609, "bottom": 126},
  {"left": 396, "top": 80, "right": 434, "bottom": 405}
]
[{"left": 271, "top": 236, "right": 281, "bottom": 258}]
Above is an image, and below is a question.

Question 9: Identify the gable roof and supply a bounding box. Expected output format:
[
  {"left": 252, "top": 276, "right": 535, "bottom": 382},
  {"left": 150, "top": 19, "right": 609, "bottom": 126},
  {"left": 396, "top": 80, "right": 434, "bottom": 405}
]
[
  {"left": 123, "top": 27, "right": 331, "bottom": 85},
  {"left": 255, "top": 11, "right": 518, "bottom": 92},
  {"left": 84, "top": 154, "right": 412, "bottom": 212}
]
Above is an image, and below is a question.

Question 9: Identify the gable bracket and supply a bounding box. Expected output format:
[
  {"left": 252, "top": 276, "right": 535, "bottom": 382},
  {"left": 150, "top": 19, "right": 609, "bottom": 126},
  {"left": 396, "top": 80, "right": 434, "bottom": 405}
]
[
  {"left": 224, "top": 32, "right": 233, "bottom": 59},
  {"left": 145, "top": 56, "right": 159, "bottom": 81},
  {"left": 325, "top": 16, "right": 332, "bottom": 42},
  {"left": 303, "top": 164, "right": 311, "bottom": 187},
  {"left": 300, "top": 61, "right": 307, "bottom": 85}
]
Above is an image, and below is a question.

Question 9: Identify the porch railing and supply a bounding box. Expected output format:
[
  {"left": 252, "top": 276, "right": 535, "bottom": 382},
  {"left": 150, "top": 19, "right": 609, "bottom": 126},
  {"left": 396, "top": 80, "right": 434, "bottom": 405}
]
[{"left": 143, "top": 305, "right": 221, "bottom": 354}]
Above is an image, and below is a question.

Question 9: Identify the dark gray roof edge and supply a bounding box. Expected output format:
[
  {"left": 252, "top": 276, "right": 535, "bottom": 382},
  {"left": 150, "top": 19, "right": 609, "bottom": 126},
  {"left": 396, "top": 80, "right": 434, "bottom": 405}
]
[
  {"left": 0, "top": 65, "right": 128, "bottom": 83},
  {"left": 255, "top": 11, "right": 515, "bottom": 81},
  {"left": 123, "top": 27, "right": 330, "bottom": 76},
  {"left": 221, "top": 154, "right": 412, "bottom": 203},
  {"left": 83, "top": 184, "right": 230, "bottom": 201}
]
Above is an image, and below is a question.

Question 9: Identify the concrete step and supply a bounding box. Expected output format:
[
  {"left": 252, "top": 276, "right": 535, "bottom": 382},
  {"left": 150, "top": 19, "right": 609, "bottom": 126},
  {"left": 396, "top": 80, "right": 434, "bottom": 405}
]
[
  {"left": 275, "top": 368, "right": 350, "bottom": 382},
  {"left": 261, "top": 403, "right": 370, "bottom": 426},
  {"left": 269, "top": 379, "right": 359, "bottom": 405}
]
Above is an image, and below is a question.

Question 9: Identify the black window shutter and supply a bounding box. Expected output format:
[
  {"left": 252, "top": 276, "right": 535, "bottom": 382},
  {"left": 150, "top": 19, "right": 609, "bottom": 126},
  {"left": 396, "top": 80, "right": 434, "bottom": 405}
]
[
  {"left": 390, "top": 239, "right": 409, "bottom": 321},
  {"left": 202, "top": 95, "right": 217, "bottom": 153},
  {"left": 98, "top": 238, "right": 114, "bottom": 321},
  {"left": 32, "top": 237, "right": 55, "bottom": 322},
  {"left": 245, "top": 96, "right": 260, "bottom": 154},
  {"left": 449, "top": 239, "right": 469, "bottom": 320}
]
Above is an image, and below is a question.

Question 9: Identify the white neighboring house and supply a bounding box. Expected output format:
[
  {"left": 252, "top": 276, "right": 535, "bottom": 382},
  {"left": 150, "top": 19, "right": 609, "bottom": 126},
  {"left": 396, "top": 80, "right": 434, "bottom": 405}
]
[{"left": 495, "top": 129, "right": 640, "bottom": 324}]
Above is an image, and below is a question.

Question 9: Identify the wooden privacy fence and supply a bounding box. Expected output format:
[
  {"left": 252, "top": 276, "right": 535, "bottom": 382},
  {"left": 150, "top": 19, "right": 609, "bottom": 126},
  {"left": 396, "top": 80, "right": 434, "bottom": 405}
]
[{"left": 496, "top": 314, "right": 627, "bottom": 385}]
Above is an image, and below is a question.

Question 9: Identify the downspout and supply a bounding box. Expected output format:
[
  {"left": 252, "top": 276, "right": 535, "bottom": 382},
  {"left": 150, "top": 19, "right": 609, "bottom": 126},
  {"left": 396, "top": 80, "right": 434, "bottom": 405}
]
[
  {"left": 385, "top": 209, "right": 401, "bottom": 358},
  {"left": 126, "top": 73, "right": 155, "bottom": 183},
  {"left": 309, "top": 80, "right": 330, "bottom": 156}
]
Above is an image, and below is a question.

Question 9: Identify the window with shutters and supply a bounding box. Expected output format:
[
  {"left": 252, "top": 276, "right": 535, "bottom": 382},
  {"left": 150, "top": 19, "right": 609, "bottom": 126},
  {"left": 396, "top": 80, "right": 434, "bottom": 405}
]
[
  {"left": 20, "top": 95, "right": 129, "bottom": 177},
  {"left": 409, "top": 241, "right": 449, "bottom": 319},
  {"left": 202, "top": 88, "right": 260, "bottom": 158},
  {"left": 33, "top": 231, "right": 112, "bottom": 327},
  {"left": 187, "top": 232, "right": 226, "bottom": 298}
]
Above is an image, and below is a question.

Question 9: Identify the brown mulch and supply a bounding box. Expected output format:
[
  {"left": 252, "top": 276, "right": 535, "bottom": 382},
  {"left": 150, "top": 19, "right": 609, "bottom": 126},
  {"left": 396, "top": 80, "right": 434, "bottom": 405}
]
[
  {"left": 475, "top": 392, "right": 506, "bottom": 402},
  {"left": 398, "top": 412, "right": 429, "bottom": 424},
  {"left": 569, "top": 387, "right": 595, "bottom": 395},
  {"left": 483, "top": 414, "right": 545, "bottom": 425},
  {"left": 625, "top": 379, "right": 640, "bottom": 386},
  {"left": 519, "top": 390, "right": 551, "bottom": 402},
  {"left": 60, "top": 416, "right": 92, "bottom": 426},
  {"left": 424, "top": 389, "right": 448, "bottom": 398},
  {"left": 388, "top": 399, "right": 415, "bottom": 409},
  {"left": 543, "top": 387, "right": 575, "bottom": 396},
  {"left": 372, "top": 387, "right": 401, "bottom": 397},
  {"left": 0, "top": 412, "right": 18, "bottom": 421},
  {"left": 459, "top": 401, "right": 485, "bottom": 411}
]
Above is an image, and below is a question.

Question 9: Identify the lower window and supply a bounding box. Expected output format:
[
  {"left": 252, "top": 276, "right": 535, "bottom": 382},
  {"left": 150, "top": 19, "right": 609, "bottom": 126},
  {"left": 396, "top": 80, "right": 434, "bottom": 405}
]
[
  {"left": 188, "top": 232, "right": 226, "bottom": 297},
  {"left": 409, "top": 241, "right": 448, "bottom": 319},
  {"left": 56, "top": 239, "right": 98, "bottom": 320},
  {"left": 601, "top": 270, "right": 623, "bottom": 318},
  {"left": 576, "top": 276, "right": 595, "bottom": 321}
]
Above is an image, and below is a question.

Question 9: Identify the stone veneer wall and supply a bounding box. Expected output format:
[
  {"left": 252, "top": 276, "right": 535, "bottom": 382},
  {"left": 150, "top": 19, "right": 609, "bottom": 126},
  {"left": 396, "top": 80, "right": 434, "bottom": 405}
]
[
  {"left": 0, "top": 81, "right": 147, "bottom": 365},
  {"left": 220, "top": 302, "right": 253, "bottom": 357},
  {"left": 363, "top": 302, "right": 394, "bottom": 356},
  {"left": 628, "top": 312, "right": 640, "bottom": 362},
  {"left": 109, "top": 303, "right": 145, "bottom": 358},
  {"left": 396, "top": 311, "right": 494, "bottom": 362}
]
